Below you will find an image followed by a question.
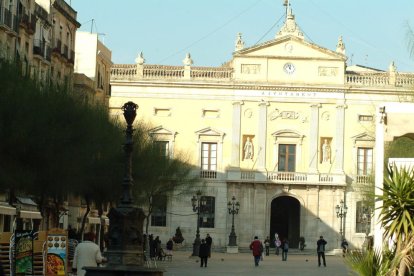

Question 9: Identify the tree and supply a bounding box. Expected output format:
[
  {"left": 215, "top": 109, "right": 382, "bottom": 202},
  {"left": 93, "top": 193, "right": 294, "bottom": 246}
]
[
  {"left": 0, "top": 61, "right": 124, "bottom": 230},
  {"left": 130, "top": 124, "right": 198, "bottom": 234}
]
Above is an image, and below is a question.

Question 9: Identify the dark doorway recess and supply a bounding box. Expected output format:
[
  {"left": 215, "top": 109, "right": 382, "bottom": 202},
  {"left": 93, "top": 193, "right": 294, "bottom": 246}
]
[{"left": 270, "top": 196, "right": 300, "bottom": 248}]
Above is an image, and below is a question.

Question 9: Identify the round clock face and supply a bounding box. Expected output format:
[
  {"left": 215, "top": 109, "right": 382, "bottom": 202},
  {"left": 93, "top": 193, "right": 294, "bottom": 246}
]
[{"left": 284, "top": 63, "right": 295, "bottom": 74}]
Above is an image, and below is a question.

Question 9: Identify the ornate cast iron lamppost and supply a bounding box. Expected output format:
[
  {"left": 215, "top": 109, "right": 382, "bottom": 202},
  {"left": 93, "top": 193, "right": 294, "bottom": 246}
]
[
  {"left": 227, "top": 196, "right": 240, "bottom": 246},
  {"left": 191, "top": 190, "right": 205, "bottom": 256},
  {"left": 85, "top": 102, "right": 164, "bottom": 275},
  {"left": 335, "top": 199, "right": 348, "bottom": 239}
]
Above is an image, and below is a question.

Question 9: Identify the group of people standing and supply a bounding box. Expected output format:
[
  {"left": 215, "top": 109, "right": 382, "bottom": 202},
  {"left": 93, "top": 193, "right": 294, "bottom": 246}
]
[{"left": 250, "top": 234, "right": 329, "bottom": 267}]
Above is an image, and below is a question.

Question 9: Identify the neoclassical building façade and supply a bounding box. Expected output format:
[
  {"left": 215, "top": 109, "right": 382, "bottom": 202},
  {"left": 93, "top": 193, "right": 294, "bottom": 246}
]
[{"left": 108, "top": 8, "right": 414, "bottom": 251}]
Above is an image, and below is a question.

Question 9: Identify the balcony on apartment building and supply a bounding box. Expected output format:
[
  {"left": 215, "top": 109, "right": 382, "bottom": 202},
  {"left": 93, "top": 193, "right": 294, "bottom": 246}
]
[
  {"left": 18, "top": 13, "right": 35, "bottom": 34},
  {"left": 62, "top": 44, "right": 69, "bottom": 60},
  {"left": 52, "top": 39, "right": 62, "bottom": 55},
  {"left": 68, "top": 50, "right": 75, "bottom": 64},
  {"left": 0, "top": 7, "right": 18, "bottom": 34},
  {"left": 33, "top": 39, "right": 51, "bottom": 62}
]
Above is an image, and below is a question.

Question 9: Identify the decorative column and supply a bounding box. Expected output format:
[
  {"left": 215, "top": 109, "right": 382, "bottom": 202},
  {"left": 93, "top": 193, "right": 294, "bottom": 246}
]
[
  {"left": 257, "top": 101, "right": 268, "bottom": 171},
  {"left": 230, "top": 101, "right": 242, "bottom": 167},
  {"left": 334, "top": 102, "right": 346, "bottom": 173},
  {"left": 309, "top": 104, "right": 320, "bottom": 173}
]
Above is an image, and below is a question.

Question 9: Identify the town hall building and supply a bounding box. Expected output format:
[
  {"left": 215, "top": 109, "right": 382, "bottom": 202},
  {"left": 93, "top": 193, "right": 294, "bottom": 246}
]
[{"left": 109, "top": 6, "right": 414, "bottom": 251}]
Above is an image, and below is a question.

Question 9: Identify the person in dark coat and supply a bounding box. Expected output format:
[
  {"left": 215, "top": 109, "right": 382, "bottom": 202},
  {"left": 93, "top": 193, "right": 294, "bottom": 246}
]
[
  {"left": 205, "top": 234, "right": 212, "bottom": 257},
  {"left": 249, "top": 236, "right": 263, "bottom": 267},
  {"left": 281, "top": 238, "right": 289, "bottom": 261},
  {"left": 199, "top": 239, "right": 209, "bottom": 267},
  {"left": 317, "top": 235, "right": 327, "bottom": 267}
]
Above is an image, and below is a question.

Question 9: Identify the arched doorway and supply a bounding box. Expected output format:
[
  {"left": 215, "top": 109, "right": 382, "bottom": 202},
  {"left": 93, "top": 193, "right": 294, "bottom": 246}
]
[{"left": 270, "top": 196, "right": 300, "bottom": 248}]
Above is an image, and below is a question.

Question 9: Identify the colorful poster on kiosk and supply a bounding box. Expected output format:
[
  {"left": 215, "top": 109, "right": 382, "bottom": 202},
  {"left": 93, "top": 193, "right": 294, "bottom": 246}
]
[
  {"left": 46, "top": 231, "right": 67, "bottom": 276},
  {"left": 14, "top": 230, "right": 34, "bottom": 274}
]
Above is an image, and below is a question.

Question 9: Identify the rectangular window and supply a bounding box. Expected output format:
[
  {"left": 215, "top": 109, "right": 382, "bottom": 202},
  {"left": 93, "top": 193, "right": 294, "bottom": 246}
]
[
  {"left": 278, "top": 144, "right": 296, "bottom": 172},
  {"left": 151, "top": 196, "right": 167, "bottom": 227},
  {"left": 355, "top": 201, "right": 371, "bottom": 233},
  {"left": 357, "top": 147, "right": 373, "bottom": 175},
  {"left": 154, "top": 141, "right": 169, "bottom": 158},
  {"left": 200, "top": 143, "right": 217, "bottom": 178},
  {"left": 200, "top": 196, "right": 215, "bottom": 228}
]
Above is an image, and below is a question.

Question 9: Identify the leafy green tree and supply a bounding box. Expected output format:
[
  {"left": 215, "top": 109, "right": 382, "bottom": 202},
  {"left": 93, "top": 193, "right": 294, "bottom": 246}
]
[
  {"left": 130, "top": 125, "right": 198, "bottom": 234},
  {"left": 0, "top": 61, "right": 124, "bottom": 230}
]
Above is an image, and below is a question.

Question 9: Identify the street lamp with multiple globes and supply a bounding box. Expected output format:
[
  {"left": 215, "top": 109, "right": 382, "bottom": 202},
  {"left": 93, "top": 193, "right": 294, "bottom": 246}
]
[
  {"left": 191, "top": 190, "right": 206, "bottom": 256},
  {"left": 227, "top": 196, "right": 240, "bottom": 246},
  {"left": 335, "top": 199, "right": 348, "bottom": 239}
]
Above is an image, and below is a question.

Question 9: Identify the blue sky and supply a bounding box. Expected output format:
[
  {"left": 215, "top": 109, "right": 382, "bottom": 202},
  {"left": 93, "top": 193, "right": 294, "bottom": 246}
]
[{"left": 70, "top": 0, "right": 414, "bottom": 72}]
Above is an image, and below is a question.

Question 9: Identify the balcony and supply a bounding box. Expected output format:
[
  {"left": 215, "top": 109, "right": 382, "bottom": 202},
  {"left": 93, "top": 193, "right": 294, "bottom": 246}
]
[
  {"left": 62, "top": 45, "right": 68, "bottom": 59},
  {"left": 68, "top": 50, "right": 75, "bottom": 64},
  {"left": 33, "top": 39, "right": 45, "bottom": 56},
  {"left": 200, "top": 170, "right": 217, "bottom": 179},
  {"left": 52, "top": 39, "right": 62, "bottom": 55},
  {"left": 354, "top": 175, "right": 373, "bottom": 185},
  {"left": 33, "top": 39, "right": 51, "bottom": 62},
  {"left": 227, "top": 169, "right": 347, "bottom": 186},
  {"left": 0, "top": 8, "right": 17, "bottom": 33}
]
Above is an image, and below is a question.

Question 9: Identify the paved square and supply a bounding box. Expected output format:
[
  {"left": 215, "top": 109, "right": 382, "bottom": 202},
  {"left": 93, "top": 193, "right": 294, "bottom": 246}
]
[{"left": 155, "top": 251, "right": 355, "bottom": 276}]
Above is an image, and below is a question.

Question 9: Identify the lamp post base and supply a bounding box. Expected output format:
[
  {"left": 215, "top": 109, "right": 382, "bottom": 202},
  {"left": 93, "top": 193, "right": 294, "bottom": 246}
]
[
  {"left": 192, "top": 238, "right": 201, "bottom": 256},
  {"left": 226, "top": 245, "right": 239, "bottom": 254}
]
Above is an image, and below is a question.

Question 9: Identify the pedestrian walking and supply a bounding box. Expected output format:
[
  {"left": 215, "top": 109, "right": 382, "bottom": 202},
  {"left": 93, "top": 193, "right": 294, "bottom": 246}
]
[
  {"left": 205, "top": 233, "right": 213, "bottom": 257},
  {"left": 274, "top": 233, "right": 281, "bottom": 255},
  {"left": 249, "top": 236, "right": 263, "bottom": 267},
  {"left": 72, "top": 232, "right": 106, "bottom": 276},
  {"left": 166, "top": 237, "right": 174, "bottom": 256},
  {"left": 264, "top": 236, "right": 270, "bottom": 256},
  {"left": 317, "top": 235, "right": 327, "bottom": 267},
  {"left": 341, "top": 238, "right": 348, "bottom": 257},
  {"left": 281, "top": 238, "right": 289, "bottom": 261},
  {"left": 199, "top": 239, "right": 209, "bottom": 267}
]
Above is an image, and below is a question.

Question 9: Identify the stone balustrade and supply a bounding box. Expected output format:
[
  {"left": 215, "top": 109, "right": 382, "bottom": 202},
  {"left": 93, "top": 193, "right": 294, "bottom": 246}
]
[
  {"left": 111, "top": 64, "right": 414, "bottom": 88},
  {"left": 111, "top": 64, "right": 232, "bottom": 81},
  {"left": 346, "top": 73, "right": 389, "bottom": 86}
]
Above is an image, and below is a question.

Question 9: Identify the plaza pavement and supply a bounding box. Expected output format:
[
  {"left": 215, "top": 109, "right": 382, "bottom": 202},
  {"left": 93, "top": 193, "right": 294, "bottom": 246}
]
[{"left": 156, "top": 250, "right": 356, "bottom": 276}]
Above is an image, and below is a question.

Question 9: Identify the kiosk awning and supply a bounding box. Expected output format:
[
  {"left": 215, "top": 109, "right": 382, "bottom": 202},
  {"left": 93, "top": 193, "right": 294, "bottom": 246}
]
[
  {"left": 19, "top": 210, "right": 42, "bottom": 219},
  {"left": 0, "top": 204, "right": 16, "bottom": 215}
]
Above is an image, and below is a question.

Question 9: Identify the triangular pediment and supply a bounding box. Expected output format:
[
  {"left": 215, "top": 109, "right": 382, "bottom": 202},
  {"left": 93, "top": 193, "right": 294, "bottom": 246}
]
[
  {"left": 234, "top": 36, "right": 345, "bottom": 61},
  {"left": 351, "top": 132, "right": 375, "bottom": 143},
  {"left": 149, "top": 126, "right": 175, "bottom": 136},
  {"left": 195, "top": 127, "right": 224, "bottom": 137}
]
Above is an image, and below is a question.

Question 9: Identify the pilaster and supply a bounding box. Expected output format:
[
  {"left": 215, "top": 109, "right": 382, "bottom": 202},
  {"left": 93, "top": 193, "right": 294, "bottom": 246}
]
[
  {"left": 230, "top": 101, "right": 243, "bottom": 167},
  {"left": 334, "top": 102, "right": 347, "bottom": 173},
  {"left": 309, "top": 104, "right": 320, "bottom": 173},
  {"left": 257, "top": 101, "right": 269, "bottom": 170}
]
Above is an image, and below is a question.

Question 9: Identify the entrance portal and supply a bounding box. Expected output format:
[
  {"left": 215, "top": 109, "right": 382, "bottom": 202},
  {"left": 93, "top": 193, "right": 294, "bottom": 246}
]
[{"left": 270, "top": 196, "right": 300, "bottom": 248}]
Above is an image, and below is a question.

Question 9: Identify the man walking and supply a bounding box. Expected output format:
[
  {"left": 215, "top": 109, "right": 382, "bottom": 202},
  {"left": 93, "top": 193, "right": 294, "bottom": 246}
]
[
  {"left": 317, "top": 235, "right": 327, "bottom": 267},
  {"left": 249, "top": 236, "right": 263, "bottom": 267},
  {"left": 281, "top": 238, "right": 289, "bottom": 261}
]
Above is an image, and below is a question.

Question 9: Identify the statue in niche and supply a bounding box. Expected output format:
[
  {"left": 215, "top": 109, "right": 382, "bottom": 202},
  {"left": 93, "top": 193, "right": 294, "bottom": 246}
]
[
  {"left": 243, "top": 137, "right": 254, "bottom": 160},
  {"left": 321, "top": 138, "right": 331, "bottom": 163}
]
